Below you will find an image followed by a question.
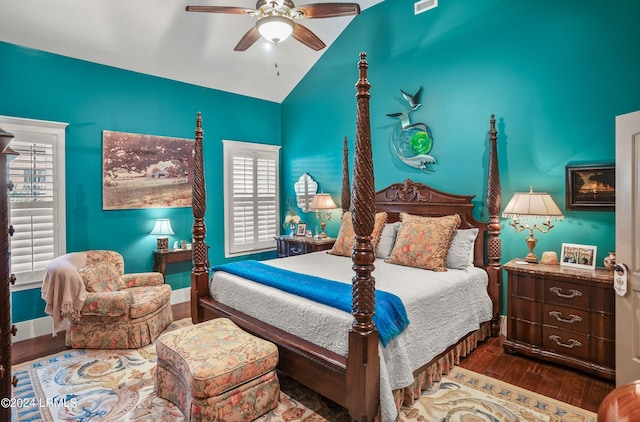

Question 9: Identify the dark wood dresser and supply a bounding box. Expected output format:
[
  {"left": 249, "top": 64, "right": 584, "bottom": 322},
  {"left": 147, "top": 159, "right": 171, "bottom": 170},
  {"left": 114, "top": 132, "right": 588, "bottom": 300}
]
[
  {"left": 503, "top": 258, "right": 615, "bottom": 380},
  {"left": 275, "top": 236, "right": 335, "bottom": 258}
]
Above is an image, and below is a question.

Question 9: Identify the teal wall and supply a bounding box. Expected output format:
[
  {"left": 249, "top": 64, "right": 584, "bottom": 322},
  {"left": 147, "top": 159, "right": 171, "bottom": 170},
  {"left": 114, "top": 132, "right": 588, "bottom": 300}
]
[
  {"left": 0, "top": 41, "right": 281, "bottom": 322},
  {"left": 3, "top": 0, "right": 640, "bottom": 323},
  {"left": 281, "top": 0, "right": 640, "bottom": 311}
]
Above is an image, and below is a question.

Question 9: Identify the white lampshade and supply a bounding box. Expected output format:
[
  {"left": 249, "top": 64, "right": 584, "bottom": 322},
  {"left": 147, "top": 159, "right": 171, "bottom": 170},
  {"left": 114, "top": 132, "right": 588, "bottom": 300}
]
[
  {"left": 310, "top": 193, "right": 337, "bottom": 210},
  {"left": 256, "top": 15, "right": 295, "bottom": 44},
  {"left": 150, "top": 218, "right": 175, "bottom": 236},
  {"left": 502, "top": 188, "right": 564, "bottom": 220}
]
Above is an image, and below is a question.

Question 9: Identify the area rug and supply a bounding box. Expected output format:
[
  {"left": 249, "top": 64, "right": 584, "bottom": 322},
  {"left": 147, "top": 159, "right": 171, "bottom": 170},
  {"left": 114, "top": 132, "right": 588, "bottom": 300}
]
[{"left": 11, "top": 319, "right": 596, "bottom": 421}]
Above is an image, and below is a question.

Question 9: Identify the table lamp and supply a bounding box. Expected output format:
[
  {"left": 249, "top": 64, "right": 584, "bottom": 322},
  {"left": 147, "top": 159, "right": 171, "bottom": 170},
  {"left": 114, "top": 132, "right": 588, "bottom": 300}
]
[
  {"left": 310, "top": 193, "right": 337, "bottom": 238},
  {"left": 150, "top": 218, "right": 174, "bottom": 251},
  {"left": 502, "top": 187, "right": 564, "bottom": 263}
]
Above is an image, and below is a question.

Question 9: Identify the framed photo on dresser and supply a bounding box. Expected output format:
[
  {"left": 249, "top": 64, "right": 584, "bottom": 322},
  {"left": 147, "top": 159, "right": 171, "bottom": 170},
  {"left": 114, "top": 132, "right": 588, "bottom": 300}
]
[
  {"left": 296, "top": 223, "right": 307, "bottom": 236},
  {"left": 560, "top": 243, "right": 597, "bottom": 270}
]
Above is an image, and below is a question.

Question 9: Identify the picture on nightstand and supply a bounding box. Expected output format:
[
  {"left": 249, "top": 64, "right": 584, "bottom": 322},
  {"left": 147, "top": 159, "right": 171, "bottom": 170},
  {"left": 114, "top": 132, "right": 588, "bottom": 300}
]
[
  {"left": 296, "top": 223, "right": 307, "bottom": 236},
  {"left": 560, "top": 242, "right": 597, "bottom": 270}
]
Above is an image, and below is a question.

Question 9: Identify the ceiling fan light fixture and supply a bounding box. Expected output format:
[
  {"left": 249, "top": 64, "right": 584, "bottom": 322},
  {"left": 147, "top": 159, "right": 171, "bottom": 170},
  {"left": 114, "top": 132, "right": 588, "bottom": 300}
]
[{"left": 256, "top": 15, "right": 295, "bottom": 44}]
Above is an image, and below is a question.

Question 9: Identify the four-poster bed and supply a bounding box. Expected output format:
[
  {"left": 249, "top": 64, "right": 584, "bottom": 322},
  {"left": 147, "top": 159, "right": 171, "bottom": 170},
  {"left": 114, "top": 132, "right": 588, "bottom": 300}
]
[{"left": 190, "top": 53, "right": 502, "bottom": 421}]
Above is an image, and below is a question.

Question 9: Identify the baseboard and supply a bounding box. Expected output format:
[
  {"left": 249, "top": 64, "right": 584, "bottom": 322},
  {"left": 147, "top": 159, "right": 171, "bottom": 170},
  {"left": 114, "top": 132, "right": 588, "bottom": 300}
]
[
  {"left": 13, "top": 287, "right": 190, "bottom": 342},
  {"left": 13, "top": 316, "right": 56, "bottom": 343},
  {"left": 499, "top": 315, "right": 507, "bottom": 337},
  {"left": 170, "top": 287, "right": 190, "bottom": 304}
]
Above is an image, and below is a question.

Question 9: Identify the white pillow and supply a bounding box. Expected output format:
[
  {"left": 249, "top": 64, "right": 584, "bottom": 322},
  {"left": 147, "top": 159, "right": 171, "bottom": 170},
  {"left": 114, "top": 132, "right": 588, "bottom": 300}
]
[
  {"left": 376, "top": 222, "right": 401, "bottom": 259},
  {"left": 446, "top": 228, "right": 479, "bottom": 270}
]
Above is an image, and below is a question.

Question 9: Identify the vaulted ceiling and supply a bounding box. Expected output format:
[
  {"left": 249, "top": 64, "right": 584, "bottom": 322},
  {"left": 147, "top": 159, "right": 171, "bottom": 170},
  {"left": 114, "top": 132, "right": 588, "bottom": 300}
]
[{"left": 0, "top": 0, "right": 382, "bottom": 103}]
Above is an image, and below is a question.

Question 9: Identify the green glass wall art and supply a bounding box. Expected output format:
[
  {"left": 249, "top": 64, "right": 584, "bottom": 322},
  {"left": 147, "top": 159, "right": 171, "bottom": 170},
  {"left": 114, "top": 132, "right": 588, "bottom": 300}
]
[{"left": 387, "top": 87, "right": 436, "bottom": 172}]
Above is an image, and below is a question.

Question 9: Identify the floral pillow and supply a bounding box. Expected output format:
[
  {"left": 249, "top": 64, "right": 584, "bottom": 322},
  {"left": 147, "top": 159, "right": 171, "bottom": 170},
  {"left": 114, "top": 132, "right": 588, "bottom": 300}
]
[
  {"left": 329, "top": 211, "right": 387, "bottom": 257},
  {"left": 79, "top": 262, "right": 126, "bottom": 292},
  {"left": 386, "top": 213, "right": 461, "bottom": 271}
]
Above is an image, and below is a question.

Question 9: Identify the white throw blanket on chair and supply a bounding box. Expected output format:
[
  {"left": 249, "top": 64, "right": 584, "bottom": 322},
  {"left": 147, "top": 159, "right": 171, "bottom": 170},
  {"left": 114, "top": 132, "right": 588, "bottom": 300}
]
[{"left": 41, "top": 252, "right": 88, "bottom": 334}]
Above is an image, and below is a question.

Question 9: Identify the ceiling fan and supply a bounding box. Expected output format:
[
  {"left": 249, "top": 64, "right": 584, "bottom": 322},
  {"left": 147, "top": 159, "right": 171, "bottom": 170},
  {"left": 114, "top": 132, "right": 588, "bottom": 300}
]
[{"left": 185, "top": 0, "right": 361, "bottom": 51}]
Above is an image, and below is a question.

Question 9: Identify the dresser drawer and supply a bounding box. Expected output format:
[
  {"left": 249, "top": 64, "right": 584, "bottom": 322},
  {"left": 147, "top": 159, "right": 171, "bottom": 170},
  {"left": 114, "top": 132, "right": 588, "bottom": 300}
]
[
  {"left": 542, "top": 303, "right": 589, "bottom": 334},
  {"left": 510, "top": 297, "right": 538, "bottom": 322},
  {"left": 591, "top": 336, "right": 615, "bottom": 369},
  {"left": 285, "top": 242, "right": 307, "bottom": 256},
  {"left": 544, "top": 279, "right": 590, "bottom": 309},
  {"left": 591, "top": 286, "right": 615, "bottom": 313},
  {"left": 508, "top": 318, "right": 542, "bottom": 347},
  {"left": 275, "top": 236, "right": 336, "bottom": 258},
  {"left": 543, "top": 326, "right": 590, "bottom": 361}
]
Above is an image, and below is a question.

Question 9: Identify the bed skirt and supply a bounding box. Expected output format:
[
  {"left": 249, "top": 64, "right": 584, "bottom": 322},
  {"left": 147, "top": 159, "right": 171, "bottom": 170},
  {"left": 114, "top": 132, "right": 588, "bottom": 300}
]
[{"left": 386, "top": 321, "right": 491, "bottom": 419}]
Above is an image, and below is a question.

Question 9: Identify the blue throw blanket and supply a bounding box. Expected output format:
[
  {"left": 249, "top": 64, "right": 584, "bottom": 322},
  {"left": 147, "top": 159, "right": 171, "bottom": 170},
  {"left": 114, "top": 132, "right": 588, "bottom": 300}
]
[{"left": 211, "top": 260, "right": 410, "bottom": 347}]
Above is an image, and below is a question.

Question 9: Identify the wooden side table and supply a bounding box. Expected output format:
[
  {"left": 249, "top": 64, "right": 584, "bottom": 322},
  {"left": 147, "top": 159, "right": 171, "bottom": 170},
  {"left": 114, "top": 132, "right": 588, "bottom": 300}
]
[
  {"left": 153, "top": 248, "right": 193, "bottom": 279},
  {"left": 503, "top": 258, "right": 615, "bottom": 379},
  {"left": 275, "top": 236, "right": 335, "bottom": 258}
]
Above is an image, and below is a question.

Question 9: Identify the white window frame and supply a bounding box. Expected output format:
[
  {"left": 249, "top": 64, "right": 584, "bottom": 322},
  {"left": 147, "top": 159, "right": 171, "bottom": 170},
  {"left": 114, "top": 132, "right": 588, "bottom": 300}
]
[
  {"left": 223, "top": 140, "right": 280, "bottom": 258},
  {"left": 0, "top": 115, "right": 67, "bottom": 291}
]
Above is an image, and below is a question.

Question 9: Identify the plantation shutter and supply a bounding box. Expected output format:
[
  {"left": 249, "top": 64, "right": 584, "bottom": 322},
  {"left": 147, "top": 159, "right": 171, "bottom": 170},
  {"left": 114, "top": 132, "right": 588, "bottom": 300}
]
[
  {"left": 223, "top": 140, "right": 280, "bottom": 257},
  {"left": 1, "top": 115, "right": 67, "bottom": 290},
  {"left": 9, "top": 140, "right": 55, "bottom": 285}
]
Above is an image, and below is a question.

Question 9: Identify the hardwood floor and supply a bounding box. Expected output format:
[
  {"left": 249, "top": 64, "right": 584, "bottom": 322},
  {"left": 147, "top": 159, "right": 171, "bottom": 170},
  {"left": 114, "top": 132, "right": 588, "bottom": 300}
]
[
  {"left": 459, "top": 334, "right": 615, "bottom": 413},
  {"left": 12, "top": 303, "right": 614, "bottom": 413}
]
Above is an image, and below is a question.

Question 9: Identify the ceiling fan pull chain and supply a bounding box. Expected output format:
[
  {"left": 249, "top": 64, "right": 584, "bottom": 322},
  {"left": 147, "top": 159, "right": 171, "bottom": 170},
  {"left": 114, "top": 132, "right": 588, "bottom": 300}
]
[{"left": 273, "top": 44, "right": 280, "bottom": 77}]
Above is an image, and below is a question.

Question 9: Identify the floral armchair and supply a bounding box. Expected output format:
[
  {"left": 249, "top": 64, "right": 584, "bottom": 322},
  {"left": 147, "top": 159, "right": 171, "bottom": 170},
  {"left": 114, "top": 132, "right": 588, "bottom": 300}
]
[{"left": 43, "top": 250, "right": 173, "bottom": 349}]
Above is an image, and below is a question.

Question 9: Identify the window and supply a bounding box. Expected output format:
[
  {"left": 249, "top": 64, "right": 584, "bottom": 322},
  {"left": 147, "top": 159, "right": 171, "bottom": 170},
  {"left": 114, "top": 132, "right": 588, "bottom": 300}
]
[
  {"left": 223, "top": 140, "right": 280, "bottom": 257},
  {"left": 0, "top": 116, "right": 67, "bottom": 291}
]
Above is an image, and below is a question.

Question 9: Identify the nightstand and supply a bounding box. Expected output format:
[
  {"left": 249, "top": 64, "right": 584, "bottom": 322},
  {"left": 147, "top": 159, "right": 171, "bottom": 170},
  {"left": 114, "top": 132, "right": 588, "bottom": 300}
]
[
  {"left": 153, "top": 248, "right": 192, "bottom": 279},
  {"left": 503, "top": 258, "right": 615, "bottom": 380},
  {"left": 275, "top": 236, "right": 335, "bottom": 258}
]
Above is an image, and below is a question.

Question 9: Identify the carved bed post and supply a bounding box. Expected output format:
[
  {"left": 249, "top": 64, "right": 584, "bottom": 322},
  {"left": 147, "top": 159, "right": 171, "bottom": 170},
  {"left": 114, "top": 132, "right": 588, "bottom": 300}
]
[
  {"left": 486, "top": 114, "right": 502, "bottom": 336},
  {"left": 191, "top": 112, "right": 208, "bottom": 324},
  {"left": 346, "top": 52, "right": 379, "bottom": 422},
  {"left": 341, "top": 136, "right": 350, "bottom": 212}
]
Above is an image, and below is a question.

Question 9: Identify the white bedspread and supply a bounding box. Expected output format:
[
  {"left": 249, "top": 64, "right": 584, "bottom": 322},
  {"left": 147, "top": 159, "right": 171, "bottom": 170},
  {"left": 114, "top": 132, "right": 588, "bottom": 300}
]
[{"left": 209, "top": 252, "right": 493, "bottom": 422}]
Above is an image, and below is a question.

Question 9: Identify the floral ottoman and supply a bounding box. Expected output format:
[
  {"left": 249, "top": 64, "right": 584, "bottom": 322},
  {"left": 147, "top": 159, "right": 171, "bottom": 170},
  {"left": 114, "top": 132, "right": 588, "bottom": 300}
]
[{"left": 155, "top": 318, "right": 280, "bottom": 421}]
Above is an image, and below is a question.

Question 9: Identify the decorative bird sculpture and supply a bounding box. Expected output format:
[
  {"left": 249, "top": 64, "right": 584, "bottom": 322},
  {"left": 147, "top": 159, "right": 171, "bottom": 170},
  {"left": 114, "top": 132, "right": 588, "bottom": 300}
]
[
  {"left": 401, "top": 87, "right": 422, "bottom": 112},
  {"left": 387, "top": 86, "right": 436, "bottom": 171}
]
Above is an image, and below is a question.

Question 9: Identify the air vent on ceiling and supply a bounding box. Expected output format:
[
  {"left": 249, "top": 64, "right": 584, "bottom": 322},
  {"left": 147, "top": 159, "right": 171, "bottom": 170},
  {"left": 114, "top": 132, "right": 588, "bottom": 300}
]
[{"left": 414, "top": 0, "right": 438, "bottom": 15}]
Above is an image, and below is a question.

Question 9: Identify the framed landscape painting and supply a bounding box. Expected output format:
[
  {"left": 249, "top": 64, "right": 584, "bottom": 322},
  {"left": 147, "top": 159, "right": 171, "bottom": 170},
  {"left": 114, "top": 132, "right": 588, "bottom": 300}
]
[
  {"left": 565, "top": 163, "right": 615, "bottom": 211},
  {"left": 102, "top": 130, "right": 194, "bottom": 210}
]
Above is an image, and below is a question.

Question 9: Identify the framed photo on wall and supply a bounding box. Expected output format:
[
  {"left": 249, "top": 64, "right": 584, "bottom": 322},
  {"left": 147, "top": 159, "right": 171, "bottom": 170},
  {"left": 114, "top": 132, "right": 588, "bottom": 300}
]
[
  {"left": 296, "top": 223, "right": 307, "bottom": 236},
  {"left": 565, "top": 163, "right": 615, "bottom": 211},
  {"left": 560, "top": 243, "right": 597, "bottom": 270}
]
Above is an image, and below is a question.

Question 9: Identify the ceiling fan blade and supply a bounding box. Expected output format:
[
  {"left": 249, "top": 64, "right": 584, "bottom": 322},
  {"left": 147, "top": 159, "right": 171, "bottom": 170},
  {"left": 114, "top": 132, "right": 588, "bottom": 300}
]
[
  {"left": 292, "top": 23, "right": 326, "bottom": 51},
  {"left": 292, "top": 3, "right": 361, "bottom": 18},
  {"left": 234, "top": 27, "right": 261, "bottom": 51},
  {"left": 185, "top": 5, "right": 255, "bottom": 15}
]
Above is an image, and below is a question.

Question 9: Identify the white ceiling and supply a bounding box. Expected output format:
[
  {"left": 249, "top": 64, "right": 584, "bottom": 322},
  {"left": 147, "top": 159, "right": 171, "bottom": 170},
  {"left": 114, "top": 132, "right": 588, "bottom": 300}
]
[{"left": 0, "top": 0, "right": 381, "bottom": 103}]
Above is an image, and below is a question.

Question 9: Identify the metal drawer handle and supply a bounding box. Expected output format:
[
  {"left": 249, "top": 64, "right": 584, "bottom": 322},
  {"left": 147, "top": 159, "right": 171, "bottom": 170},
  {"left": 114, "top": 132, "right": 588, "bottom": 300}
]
[
  {"left": 549, "top": 335, "right": 582, "bottom": 349},
  {"left": 549, "top": 286, "right": 582, "bottom": 299},
  {"left": 549, "top": 311, "right": 582, "bottom": 324},
  {"left": 290, "top": 247, "right": 303, "bottom": 255}
]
